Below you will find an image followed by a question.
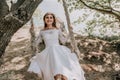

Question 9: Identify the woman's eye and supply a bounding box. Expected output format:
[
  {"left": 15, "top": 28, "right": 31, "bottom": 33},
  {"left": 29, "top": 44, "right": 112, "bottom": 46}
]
[{"left": 50, "top": 17, "right": 53, "bottom": 19}]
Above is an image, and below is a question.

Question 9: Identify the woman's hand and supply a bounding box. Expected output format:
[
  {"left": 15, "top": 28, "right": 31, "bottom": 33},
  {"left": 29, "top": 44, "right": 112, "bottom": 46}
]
[
  {"left": 56, "top": 17, "right": 64, "bottom": 24},
  {"left": 69, "top": 24, "right": 73, "bottom": 30}
]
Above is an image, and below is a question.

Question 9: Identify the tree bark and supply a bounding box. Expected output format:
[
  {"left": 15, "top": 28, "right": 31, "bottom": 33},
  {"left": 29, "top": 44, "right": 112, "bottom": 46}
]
[
  {"left": 0, "top": 0, "right": 43, "bottom": 57},
  {"left": 79, "top": 0, "right": 120, "bottom": 21},
  {"left": 0, "top": 0, "right": 9, "bottom": 19},
  {"left": 11, "top": 0, "right": 25, "bottom": 11},
  {"left": 62, "top": 0, "right": 81, "bottom": 59},
  {"left": 0, "top": 17, "right": 23, "bottom": 57}
]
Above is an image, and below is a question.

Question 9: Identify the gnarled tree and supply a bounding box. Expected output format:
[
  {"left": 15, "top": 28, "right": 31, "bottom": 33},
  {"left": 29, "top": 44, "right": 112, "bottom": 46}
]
[
  {"left": 79, "top": 0, "right": 120, "bottom": 21},
  {"left": 0, "top": 0, "right": 43, "bottom": 57},
  {"left": 66, "top": 0, "right": 120, "bottom": 36}
]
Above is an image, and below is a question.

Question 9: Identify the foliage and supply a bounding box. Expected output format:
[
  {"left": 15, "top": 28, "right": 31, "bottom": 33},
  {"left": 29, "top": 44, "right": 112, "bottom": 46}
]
[{"left": 58, "top": 0, "right": 120, "bottom": 40}]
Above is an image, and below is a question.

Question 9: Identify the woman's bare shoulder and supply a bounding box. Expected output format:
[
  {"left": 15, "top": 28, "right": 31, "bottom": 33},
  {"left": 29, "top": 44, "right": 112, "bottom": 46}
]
[{"left": 41, "top": 27, "right": 59, "bottom": 31}]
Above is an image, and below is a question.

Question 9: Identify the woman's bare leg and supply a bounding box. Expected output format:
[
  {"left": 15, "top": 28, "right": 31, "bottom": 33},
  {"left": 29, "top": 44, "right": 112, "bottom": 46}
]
[{"left": 54, "top": 74, "right": 68, "bottom": 80}]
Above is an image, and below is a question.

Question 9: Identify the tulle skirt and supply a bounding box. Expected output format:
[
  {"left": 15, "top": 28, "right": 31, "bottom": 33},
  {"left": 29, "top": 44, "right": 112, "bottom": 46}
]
[{"left": 28, "top": 45, "right": 85, "bottom": 80}]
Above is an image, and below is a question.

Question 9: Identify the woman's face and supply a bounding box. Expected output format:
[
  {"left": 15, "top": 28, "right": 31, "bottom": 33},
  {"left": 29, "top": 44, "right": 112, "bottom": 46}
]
[{"left": 44, "top": 14, "right": 54, "bottom": 26}]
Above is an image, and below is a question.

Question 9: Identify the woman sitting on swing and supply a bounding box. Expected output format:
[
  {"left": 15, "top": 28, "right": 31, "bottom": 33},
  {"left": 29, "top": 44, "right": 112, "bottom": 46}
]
[{"left": 28, "top": 12, "right": 86, "bottom": 80}]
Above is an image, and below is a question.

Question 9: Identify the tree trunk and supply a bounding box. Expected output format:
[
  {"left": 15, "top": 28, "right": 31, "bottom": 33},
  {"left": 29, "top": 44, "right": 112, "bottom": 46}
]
[
  {"left": 11, "top": 0, "right": 25, "bottom": 11},
  {"left": 62, "top": 0, "right": 81, "bottom": 59},
  {"left": 0, "top": 0, "right": 43, "bottom": 57},
  {"left": 0, "top": 17, "right": 23, "bottom": 57},
  {"left": 0, "top": 0, "right": 9, "bottom": 19}
]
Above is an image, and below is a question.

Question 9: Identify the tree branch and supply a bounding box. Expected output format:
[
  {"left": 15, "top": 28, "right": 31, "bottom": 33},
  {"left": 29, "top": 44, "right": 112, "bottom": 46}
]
[
  {"left": 108, "top": 0, "right": 112, "bottom": 8},
  {"left": 1, "top": 0, "right": 43, "bottom": 35},
  {"left": 5, "top": 0, "right": 43, "bottom": 24},
  {"left": 107, "top": 0, "right": 120, "bottom": 16},
  {"left": 11, "top": 0, "right": 25, "bottom": 11},
  {"left": 98, "top": 20, "right": 119, "bottom": 27},
  {"left": 0, "top": 0, "right": 9, "bottom": 19},
  {"left": 79, "top": 0, "right": 120, "bottom": 21},
  {"left": 0, "top": 0, "right": 43, "bottom": 57},
  {"left": 88, "top": 1, "right": 111, "bottom": 10}
]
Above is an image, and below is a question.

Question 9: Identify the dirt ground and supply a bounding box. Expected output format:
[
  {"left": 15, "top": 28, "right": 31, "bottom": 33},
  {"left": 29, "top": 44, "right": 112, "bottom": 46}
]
[{"left": 0, "top": 26, "right": 119, "bottom": 80}]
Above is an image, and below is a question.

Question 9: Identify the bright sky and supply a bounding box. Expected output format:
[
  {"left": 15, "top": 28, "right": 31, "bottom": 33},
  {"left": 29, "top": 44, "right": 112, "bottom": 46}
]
[
  {"left": 39, "top": 0, "right": 66, "bottom": 19},
  {"left": 34, "top": 0, "right": 66, "bottom": 26},
  {"left": 6, "top": 0, "right": 87, "bottom": 33},
  {"left": 34, "top": 0, "right": 89, "bottom": 33},
  {"left": 7, "top": 0, "right": 93, "bottom": 34},
  {"left": 6, "top": 0, "right": 120, "bottom": 36}
]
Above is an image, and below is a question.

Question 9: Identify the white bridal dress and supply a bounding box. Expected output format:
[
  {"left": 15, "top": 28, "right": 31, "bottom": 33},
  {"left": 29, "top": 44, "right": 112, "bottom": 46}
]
[{"left": 27, "top": 28, "right": 85, "bottom": 80}]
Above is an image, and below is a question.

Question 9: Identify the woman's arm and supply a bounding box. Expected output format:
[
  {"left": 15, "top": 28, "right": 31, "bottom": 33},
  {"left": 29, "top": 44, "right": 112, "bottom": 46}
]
[
  {"left": 35, "top": 31, "right": 43, "bottom": 53},
  {"left": 58, "top": 28, "right": 70, "bottom": 45},
  {"left": 56, "top": 17, "right": 73, "bottom": 45}
]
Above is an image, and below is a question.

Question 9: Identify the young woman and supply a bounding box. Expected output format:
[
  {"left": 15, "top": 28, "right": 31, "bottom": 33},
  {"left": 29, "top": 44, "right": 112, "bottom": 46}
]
[{"left": 28, "top": 12, "right": 86, "bottom": 80}]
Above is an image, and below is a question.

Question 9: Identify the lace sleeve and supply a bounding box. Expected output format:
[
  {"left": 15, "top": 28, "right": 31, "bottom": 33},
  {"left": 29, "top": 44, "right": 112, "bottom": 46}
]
[
  {"left": 59, "top": 28, "right": 69, "bottom": 45},
  {"left": 35, "top": 31, "right": 43, "bottom": 47}
]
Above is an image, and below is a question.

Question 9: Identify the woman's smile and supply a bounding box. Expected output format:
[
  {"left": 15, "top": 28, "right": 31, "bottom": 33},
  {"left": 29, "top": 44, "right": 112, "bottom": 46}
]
[{"left": 45, "top": 15, "right": 54, "bottom": 25}]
